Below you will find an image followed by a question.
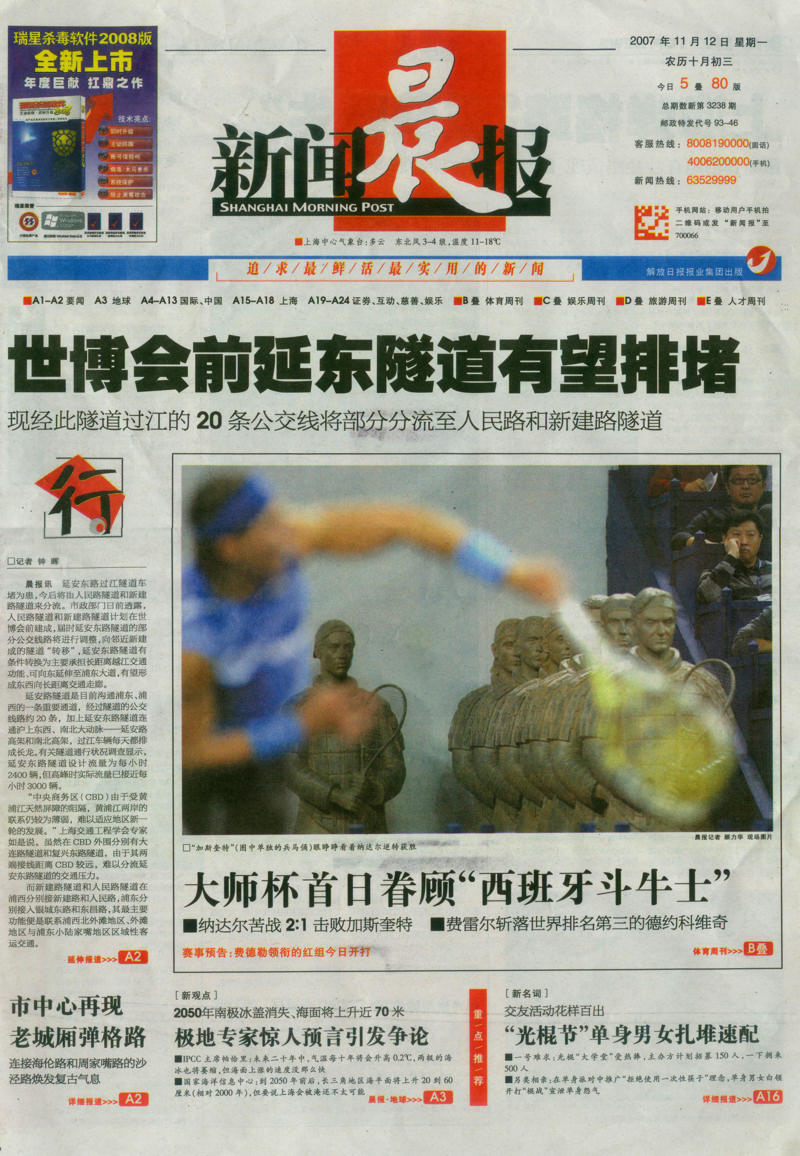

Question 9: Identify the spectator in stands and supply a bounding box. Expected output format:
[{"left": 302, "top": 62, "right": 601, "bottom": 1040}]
[
  {"left": 731, "top": 606, "right": 773, "bottom": 656},
  {"left": 670, "top": 465, "right": 771, "bottom": 551},
  {"left": 696, "top": 510, "right": 772, "bottom": 604},
  {"left": 648, "top": 465, "right": 720, "bottom": 499}
]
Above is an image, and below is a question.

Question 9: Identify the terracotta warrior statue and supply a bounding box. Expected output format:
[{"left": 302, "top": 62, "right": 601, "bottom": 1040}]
[
  {"left": 449, "top": 618, "right": 520, "bottom": 821},
  {"left": 477, "top": 590, "right": 734, "bottom": 833},
  {"left": 288, "top": 620, "right": 406, "bottom": 834},
  {"left": 628, "top": 589, "right": 729, "bottom": 713}
]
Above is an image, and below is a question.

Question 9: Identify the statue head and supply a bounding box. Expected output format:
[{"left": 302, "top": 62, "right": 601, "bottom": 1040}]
[
  {"left": 491, "top": 617, "right": 521, "bottom": 683},
  {"left": 514, "top": 615, "right": 546, "bottom": 679},
  {"left": 542, "top": 614, "right": 574, "bottom": 665},
  {"left": 600, "top": 592, "right": 635, "bottom": 650},
  {"left": 313, "top": 619, "right": 356, "bottom": 682},
  {"left": 631, "top": 589, "right": 677, "bottom": 657},
  {"left": 581, "top": 594, "right": 607, "bottom": 626}
]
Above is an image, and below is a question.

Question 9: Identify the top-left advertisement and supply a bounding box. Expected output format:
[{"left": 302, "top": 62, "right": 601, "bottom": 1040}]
[{"left": 7, "top": 26, "right": 157, "bottom": 242}]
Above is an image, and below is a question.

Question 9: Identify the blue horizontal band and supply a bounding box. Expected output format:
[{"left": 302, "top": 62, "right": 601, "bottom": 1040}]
[
  {"left": 455, "top": 530, "right": 513, "bottom": 585},
  {"left": 196, "top": 476, "right": 273, "bottom": 540}
]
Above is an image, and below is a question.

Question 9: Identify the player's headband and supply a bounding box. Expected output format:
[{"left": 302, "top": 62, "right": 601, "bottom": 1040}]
[{"left": 195, "top": 476, "right": 273, "bottom": 540}]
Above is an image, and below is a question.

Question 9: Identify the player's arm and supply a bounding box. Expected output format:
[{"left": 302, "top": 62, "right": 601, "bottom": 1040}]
[
  {"left": 285, "top": 503, "right": 464, "bottom": 557},
  {"left": 182, "top": 650, "right": 377, "bottom": 774},
  {"left": 181, "top": 650, "right": 253, "bottom": 773},
  {"left": 284, "top": 503, "right": 564, "bottom": 605}
]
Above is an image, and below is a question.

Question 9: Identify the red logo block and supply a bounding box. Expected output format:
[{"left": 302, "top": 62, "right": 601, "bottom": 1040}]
[
  {"left": 744, "top": 941, "right": 774, "bottom": 956},
  {"left": 334, "top": 29, "right": 506, "bottom": 232},
  {"left": 424, "top": 1090, "right": 454, "bottom": 1104},
  {"left": 36, "top": 453, "right": 125, "bottom": 535},
  {"left": 118, "top": 949, "right": 149, "bottom": 964},
  {"left": 469, "top": 988, "right": 488, "bottom": 1107}
]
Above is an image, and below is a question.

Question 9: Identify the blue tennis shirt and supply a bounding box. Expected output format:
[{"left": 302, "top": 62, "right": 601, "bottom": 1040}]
[{"left": 182, "top": 560, "right": 312, "bottom": 739}]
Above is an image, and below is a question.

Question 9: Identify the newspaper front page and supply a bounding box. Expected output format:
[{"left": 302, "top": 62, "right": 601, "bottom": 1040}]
[{"left": 2, "top": 1, "right": 797, "bottom": 1151}]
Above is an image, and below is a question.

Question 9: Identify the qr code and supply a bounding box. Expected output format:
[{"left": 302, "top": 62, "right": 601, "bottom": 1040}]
[{"left": 635, "top": 204, "right": 669, "bottom": 240}]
